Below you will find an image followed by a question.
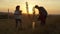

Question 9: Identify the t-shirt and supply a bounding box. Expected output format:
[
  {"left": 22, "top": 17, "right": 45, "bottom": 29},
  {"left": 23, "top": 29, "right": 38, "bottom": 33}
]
[
  {"left": 14, "top": 10, "right": 22, "bottom": 19},
  {"left": 38, "top": 7, "right": 48, "bottom": 17}
]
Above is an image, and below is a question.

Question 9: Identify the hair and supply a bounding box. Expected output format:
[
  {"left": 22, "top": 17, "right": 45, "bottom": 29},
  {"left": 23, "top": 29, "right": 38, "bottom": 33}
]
[
  {"left": 16, "top": 5, "right": 20, "bottom": 11},
  {"left": 35, "top": 5, "right": 39, "bottom": 8}
]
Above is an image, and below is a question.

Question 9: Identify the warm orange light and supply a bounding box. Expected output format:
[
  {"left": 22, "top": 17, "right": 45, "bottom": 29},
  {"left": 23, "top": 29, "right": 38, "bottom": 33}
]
[
  {"left": 29, "top": 5, "right": 33, "bottom": 14},
  {"left": 28, "top": 5, "right": 39, "bottom": 14}
]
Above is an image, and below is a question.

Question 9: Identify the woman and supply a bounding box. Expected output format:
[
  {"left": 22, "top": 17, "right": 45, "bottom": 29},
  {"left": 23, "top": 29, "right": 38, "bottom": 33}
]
[{"left": 14, "top": 5, "right": 22, "bottom": 28}]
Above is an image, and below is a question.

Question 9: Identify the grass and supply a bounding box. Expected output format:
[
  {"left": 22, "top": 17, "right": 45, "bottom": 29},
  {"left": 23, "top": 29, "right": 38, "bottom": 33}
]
[{"left": 0, "top": 15, "right": 60, "bottom": 34}]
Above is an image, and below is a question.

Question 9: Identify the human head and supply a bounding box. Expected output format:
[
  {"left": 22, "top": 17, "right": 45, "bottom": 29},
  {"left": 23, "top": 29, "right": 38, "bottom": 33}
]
[
  {"left": 34, "top": 5, "right": 39, "bottom": 9},
  {"left": 16, "top": 5, "right": 20, "bottom": 11}
]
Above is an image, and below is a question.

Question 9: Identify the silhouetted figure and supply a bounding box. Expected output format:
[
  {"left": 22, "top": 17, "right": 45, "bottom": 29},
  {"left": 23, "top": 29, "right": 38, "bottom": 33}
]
[
  {"left": 14, "top": 5, "right": 22, "bottom": 29},
  {"left": 33, "top": 5, "right": 48, "bottom": 25}
]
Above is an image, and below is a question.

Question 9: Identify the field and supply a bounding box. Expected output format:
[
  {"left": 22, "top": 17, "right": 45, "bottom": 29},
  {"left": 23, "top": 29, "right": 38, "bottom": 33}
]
[{"left": 0, "top": 14, "right": 60, "bottom": 34}]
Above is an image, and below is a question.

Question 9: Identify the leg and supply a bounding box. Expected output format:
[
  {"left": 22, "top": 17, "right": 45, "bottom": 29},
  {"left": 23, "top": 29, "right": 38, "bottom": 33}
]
[
  {"left": 18, "top": 19, "right": 22, "bottom": 30},
  {"left": 16, "top": 19, "right": 18, "bottom": 28},
  {"left": 20, "top": 19, "right": 22, "bottom": 29},
  {"left": 19, "top": 19, "right": 22, "bottom": 27},
  {"left": 41, "top": 17, "right": 46, "bottom": 25}
]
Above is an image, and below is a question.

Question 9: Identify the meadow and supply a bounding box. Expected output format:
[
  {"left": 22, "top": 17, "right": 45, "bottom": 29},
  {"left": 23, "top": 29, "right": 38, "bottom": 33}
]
[{"left": 0, "top": 13, "right": 60, "bottom": 34}]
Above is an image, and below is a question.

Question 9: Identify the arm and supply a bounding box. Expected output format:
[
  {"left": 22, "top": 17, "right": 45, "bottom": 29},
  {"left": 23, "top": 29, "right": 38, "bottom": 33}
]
[
  {"left": 33, "top": 7, "right": 35, "bottom": 15},
  {"left": 19, "top": 10, "right": 22, "bottom": 15}
]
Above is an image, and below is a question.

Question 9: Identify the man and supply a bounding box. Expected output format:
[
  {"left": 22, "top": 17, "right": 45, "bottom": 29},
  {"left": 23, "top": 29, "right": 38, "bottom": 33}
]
[{"left": 33, "top": 5, "right": 48, "bottom": 25}]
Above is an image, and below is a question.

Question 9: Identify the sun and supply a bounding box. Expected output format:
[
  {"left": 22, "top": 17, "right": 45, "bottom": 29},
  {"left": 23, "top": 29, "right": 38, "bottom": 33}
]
[
  {"left": 28, "top": 5, "right": 39, "bottom": 15},
  {"left": 29, "top": 5, "right": 33, "bottom": 14},
  {"left": 26, "top": 2, "right": 39, "bottom": 14}
]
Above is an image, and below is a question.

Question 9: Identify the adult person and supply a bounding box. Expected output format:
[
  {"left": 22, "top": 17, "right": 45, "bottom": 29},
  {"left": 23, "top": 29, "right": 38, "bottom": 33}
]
[
  {"left": 14, "top": 5, "right": 22, "bottom": 29},
  {"left": 33, "top": 5, "right": 48, "bottom": 25}
]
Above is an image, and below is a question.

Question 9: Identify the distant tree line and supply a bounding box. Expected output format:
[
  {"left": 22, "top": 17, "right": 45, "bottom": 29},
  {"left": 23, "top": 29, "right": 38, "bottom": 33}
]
[{"left": 0, "top": 12, "right": 14, "bottom": 19}]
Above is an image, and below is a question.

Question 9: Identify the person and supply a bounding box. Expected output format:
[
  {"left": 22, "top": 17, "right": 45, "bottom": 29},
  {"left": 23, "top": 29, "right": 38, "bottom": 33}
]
[
  {"left": 33, "top": 5, "right": 48, "bottom": 25},
  {"left": 14, "top": 5, "right": 22, "bottom": 29}
]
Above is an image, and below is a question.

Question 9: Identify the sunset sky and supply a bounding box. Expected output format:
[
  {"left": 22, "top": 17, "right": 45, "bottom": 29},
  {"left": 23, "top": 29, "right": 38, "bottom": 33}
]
[{"left": 0, "top": 0, "right": 60, "bottom": 15}]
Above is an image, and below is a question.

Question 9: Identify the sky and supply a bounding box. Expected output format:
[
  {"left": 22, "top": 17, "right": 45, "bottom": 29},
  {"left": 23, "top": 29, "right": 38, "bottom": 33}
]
[{"left": 0, "top": 0, "right": 60, "bottom": 15}]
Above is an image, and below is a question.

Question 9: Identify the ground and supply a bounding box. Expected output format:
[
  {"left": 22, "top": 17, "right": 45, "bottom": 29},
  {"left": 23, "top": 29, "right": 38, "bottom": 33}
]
[{"left": 0, "top": 15, "right": 60, "bottom": 34}]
